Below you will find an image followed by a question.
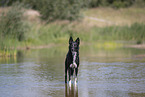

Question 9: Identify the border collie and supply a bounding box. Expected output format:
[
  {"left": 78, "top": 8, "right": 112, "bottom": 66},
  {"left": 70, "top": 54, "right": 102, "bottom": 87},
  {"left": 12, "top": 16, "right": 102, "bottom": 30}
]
[{"left": 65, "top": 37, "right": 80, "bottom": 86}]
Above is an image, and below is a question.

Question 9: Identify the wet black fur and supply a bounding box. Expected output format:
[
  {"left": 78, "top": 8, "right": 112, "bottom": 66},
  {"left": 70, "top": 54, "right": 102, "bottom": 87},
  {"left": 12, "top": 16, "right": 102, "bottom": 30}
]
[{"left": 65, "top": 37, "right": 80, "bottom": 83}]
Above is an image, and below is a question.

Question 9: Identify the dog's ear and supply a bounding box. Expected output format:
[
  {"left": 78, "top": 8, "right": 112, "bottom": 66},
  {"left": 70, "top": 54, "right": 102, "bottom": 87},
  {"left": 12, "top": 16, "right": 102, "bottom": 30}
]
[
  {"left": 75, "top": 37, "right": 80, "bottom": 45},
  {"left": 69, "top": 36, "right": 73, "bottom": 44}
]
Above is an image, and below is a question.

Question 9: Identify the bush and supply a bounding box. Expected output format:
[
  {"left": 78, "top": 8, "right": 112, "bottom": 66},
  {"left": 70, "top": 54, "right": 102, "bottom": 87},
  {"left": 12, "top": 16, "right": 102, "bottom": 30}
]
[
  {"left": 111, "top": 0, "right": 134, "bottom": 9},
  {"left": 136, "top": 40, "right": 142, "bottom": 44},
  {"left": 86, "top": 0, "right": 135, "bottom": 8},
  {"left": 133, "top": 0, "right": 145, "bottom": 7},
  {"left": 23, "top": 0, "right": 82, "bottom": 22},
  {"left": 0, "top": 2, "right": 30, "bottom": 41}
]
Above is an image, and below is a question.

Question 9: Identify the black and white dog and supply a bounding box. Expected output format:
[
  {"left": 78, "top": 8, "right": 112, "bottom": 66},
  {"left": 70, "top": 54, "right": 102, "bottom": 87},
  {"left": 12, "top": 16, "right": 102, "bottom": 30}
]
[{"left": 65, "top": 37, "right": 80, "bottom": 86}]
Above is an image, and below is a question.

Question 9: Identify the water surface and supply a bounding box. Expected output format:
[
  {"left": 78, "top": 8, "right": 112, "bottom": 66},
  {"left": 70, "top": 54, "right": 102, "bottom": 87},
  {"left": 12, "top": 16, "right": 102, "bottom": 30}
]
[{"left": 0, "top": 46, "right": 145, "bottom": 97}]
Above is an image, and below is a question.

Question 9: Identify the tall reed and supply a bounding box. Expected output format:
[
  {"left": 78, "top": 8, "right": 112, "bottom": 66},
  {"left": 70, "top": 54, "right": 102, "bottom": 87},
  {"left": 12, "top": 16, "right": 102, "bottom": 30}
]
[{"left": 0, "top": 2, "right": 30, "bottom": 57}]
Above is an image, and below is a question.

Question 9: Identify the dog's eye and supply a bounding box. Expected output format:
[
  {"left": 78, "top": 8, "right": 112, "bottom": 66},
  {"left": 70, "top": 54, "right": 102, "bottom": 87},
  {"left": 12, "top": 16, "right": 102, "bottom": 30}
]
[{"left": 72, "top": 43, "right": 77, "bottom": 47}]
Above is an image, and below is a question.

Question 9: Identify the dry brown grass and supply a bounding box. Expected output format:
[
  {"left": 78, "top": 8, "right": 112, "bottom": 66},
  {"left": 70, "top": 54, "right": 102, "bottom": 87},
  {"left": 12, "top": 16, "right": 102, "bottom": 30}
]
[
  {"left": 83, "top": 7, "right": 145, "bottom": 27},
  {"left": 0, "top": 7, "right": 40, "bottom": 23},
  {"left": 23, "top": 9, "right": 40, "bottom": 22}
]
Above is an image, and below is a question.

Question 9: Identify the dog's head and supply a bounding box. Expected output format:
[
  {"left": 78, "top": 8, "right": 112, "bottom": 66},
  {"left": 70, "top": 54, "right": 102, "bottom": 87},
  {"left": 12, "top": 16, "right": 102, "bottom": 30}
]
[{"left": 69, "top": 36, "right": 80, "bottom": 53}]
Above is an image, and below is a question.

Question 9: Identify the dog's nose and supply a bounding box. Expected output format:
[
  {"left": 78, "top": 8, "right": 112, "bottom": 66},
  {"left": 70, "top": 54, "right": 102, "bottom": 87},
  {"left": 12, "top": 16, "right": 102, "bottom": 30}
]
[
  {"left": 72, "top": 52, "right": 77, "bottom": 55},
  {"left": 71, "top": 48, "right": 75, "bottom": 52}
]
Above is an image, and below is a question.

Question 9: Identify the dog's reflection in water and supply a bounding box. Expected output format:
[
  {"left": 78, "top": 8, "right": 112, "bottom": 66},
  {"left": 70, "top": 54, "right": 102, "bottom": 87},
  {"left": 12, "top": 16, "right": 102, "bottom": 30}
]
[{"left": 65, "top": 84, "right": 78, "bottom": 97}]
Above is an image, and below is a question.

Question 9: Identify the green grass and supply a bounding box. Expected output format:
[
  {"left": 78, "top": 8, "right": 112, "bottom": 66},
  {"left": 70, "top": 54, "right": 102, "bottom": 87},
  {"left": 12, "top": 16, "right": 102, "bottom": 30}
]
[
  {"left": 24, "top": 22, "right": 145, "bottom": 45},
  {"left": 1, "top": 6, "right": 145, "bottom": 57},
  {"left": 0, "top": 16, "right": 145, "bottom": 54},
  {"left": 82, "top": 23, "right": 145, "bottom": 42}
]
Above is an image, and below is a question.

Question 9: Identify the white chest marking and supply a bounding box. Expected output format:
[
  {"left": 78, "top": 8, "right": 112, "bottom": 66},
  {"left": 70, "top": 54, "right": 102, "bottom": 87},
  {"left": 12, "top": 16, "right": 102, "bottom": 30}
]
[{"left": 70, "top": 52, "right": 77, "bottom": 68}]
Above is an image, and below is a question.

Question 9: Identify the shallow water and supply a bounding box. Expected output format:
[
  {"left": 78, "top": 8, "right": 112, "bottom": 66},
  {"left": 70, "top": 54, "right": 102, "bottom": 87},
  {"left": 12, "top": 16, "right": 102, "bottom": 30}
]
[{"left": 0, "top": 46, "right": 145, "bottom": 97}]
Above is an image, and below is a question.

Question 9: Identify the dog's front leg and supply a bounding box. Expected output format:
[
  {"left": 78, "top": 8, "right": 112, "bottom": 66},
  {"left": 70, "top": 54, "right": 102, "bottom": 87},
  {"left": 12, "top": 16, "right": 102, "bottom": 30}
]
[
  {"left": 68, "top": 68, "right": 72, "bottom": 87},
  {"left": 65, "top": 60, "right": 68, "bottom": 83},
  {"left": 65, "top": 66, "right": 67, "bottom": 83},
  {"left": 74, "top": 68, "right": 78, "bottom": 85}
]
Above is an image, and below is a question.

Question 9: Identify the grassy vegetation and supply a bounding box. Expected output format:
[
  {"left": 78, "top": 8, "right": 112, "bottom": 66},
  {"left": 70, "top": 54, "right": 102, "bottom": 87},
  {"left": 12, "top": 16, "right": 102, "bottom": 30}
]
[
  {"left": 24, "top": 21, "right": 145, "bottom": 46},
  {"left": 0, "top": 3, "right": 30, "bottom": 57},
  {"left": 64, "top": 22, "right": 145, "bottom": 42},
  {"left": 0, "top": 5, "right": 145, "bottom": 57},
  {"left": 83, "top": 7, "right": 145, "bottom": 26}
]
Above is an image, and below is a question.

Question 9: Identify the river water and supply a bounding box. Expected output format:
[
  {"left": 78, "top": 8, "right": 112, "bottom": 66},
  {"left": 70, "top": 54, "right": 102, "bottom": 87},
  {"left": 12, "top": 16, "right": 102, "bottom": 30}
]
[{"left": 0, "top": 45, "right": 145, "bottom": 97}]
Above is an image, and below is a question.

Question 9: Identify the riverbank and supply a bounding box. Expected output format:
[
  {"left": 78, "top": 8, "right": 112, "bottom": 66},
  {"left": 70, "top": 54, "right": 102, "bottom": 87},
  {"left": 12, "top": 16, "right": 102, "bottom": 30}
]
[
  {"left": 126, "top": 44, "right": 145, "bottom": 49},
  {"left": 0, "top": 7, "right": 145, "bottom": 57},
  {"left": 0, "top": 41, "right": 145, "bottom": 58}
]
